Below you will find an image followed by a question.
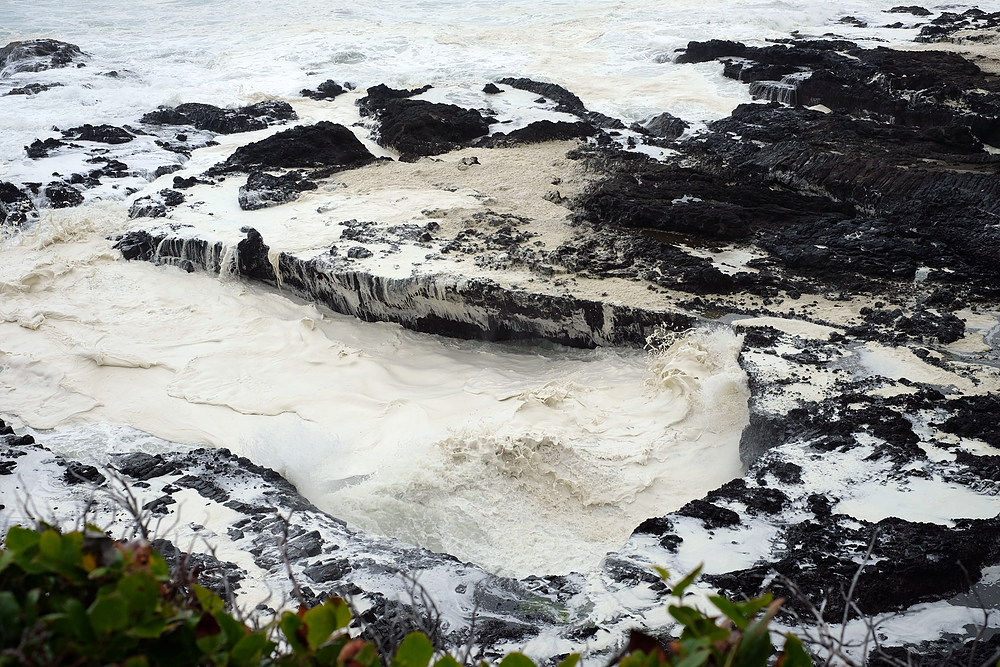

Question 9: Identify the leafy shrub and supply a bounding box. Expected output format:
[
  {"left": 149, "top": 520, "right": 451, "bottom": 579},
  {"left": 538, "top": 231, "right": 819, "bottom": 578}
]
[{"left": 0, "top": 525, "right": 811, "bottom": 667}]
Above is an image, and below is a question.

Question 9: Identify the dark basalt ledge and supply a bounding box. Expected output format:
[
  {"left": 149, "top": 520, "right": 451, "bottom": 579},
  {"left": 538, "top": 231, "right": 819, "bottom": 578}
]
[
  {"left": 570, "top": 40, "right": 1000, "bottom": 316},
  {"left": 140, "top": 100, "right": 297, "bottom": 135},
  {"left": 112, "top": 227, "right": 693, "bottom": 347},
  {"left": 696, "top": 323, "right": 1000, "bottom": 641}
]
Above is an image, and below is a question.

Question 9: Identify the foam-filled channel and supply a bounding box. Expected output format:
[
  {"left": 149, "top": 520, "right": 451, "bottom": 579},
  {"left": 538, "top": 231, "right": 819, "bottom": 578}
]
[{"left": 1, "top": 205, "right": 749, "bottom": 576}]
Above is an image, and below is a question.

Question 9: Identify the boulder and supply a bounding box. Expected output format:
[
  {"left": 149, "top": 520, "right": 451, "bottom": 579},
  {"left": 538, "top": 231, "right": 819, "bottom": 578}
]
[
  {"left": 211, "top": 121, "right": 376, "bottom": 174},
  {"left": 0, "top": 39, "right": 86, "bottom": 75},
  {"left": 300, "top": 79, "right": 346, "bottom": 100}
]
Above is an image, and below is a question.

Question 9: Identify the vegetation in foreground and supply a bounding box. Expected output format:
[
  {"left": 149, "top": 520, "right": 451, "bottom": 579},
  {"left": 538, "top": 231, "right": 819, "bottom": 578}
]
[{"left": 0, "top": 524, "right": 813, "bottom": 667}]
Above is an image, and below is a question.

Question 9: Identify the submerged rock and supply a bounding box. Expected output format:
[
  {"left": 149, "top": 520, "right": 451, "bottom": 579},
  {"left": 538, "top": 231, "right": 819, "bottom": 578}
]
[
  {"left": 61, "top": 123, "right": 135, "bottom": 144},
  {"left": 0, "top": 181, "right": 37, "bottom": 226},
  {"left": 0, "top": 39, "right": 86, "bottom": 76},
  {"left": 238, "top": 170, "right": 318, "bottom": 210},
  {"left": 5, "top": 82, "right": 64, "bottom": 96}
]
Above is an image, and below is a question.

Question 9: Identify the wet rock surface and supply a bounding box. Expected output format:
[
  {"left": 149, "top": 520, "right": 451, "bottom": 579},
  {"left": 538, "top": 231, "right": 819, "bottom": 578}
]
[
  {"left": 0, "top": 181, "right": 37, "bottom": 226},
  {"left": 301, "top": 79, "right": 347, "bottom": 100},
  {"left": 141, "top": 101, "right": 297, "bottom": 134},
  {"left": 4, "top": 30, "right": 1000, "bottom": 664},
  {"left": 209, "top": 121, "right": 376, "bottom": 175},
  {"left": 0, "top": 39, "right": 87, "bottom": 76},
  {"left": 358, "top": 84, "right": 492, "bottom": 159},
  {"left": 238, "top": 170, "right": 318, "bottom": 210}
]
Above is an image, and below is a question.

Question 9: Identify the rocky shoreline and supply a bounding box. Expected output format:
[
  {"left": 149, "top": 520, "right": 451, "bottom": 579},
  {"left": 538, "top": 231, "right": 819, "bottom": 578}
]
[{"left": 3, "top": 15, "right": 1000, "bottom": 664}]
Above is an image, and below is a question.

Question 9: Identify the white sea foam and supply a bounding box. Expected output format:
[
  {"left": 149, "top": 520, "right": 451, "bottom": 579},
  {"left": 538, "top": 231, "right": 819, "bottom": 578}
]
[
  {"left": 3, "top": 0, "right": 998, "bottom": 575},
  {"left": 0, "top": 200, "right": 748, "bottom": 574}
]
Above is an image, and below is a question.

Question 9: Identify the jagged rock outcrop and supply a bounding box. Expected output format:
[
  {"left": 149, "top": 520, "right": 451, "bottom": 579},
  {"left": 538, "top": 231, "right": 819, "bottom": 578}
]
[
  {"left": 141, "top": 100, "right": 297, "bottom": 134},
  {"left": 0, "top": 181, "right": 37, "bottom": 226}
]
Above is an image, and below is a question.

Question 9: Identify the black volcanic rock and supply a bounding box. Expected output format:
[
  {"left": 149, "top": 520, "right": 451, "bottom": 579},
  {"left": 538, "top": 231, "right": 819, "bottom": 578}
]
[
  {"left": 0, "top": 182, "right": 37, "bottom": 226},
  {"left": 236, "top": 227, "right": 278, "bottom": 282},
  {"left": 25, "top": 137, "right": 67, "bottom": 158},
  {"left": 301, "top": 79, "right": 346, "bottom": 100},
  {"left": 677, "top": 499, "right": 741, "bottom": 529},
  {"left": 0, "top": 39, "right": 86, "bottom": 75},
  {"left": 360, "top": 94, "right": 491, "bottom": 158},
  {"left": 212, "top": 121, "right": 376, "bottom": 174},
  {"left": 887, "top": 5, "right": 931, "bottom": 15},
  {"left": 44, "top": 182, "right": 84, "bottom": 208},
  {"left": 638, "top": 112, "right": 689, "bottom": 139},
  {"left": 483, "top": 83, "right": 502, "bottom": 94},
  {"left": 707, "top": 515, "right": 1000, "bottom": 622},
  {"left": 574, "top": 74, "right": 1000, "bottom": 299},
  {"left": 61, "top": 123, "right": 135, "bottom": 144},
  {"left": 496, "top": 77, "right": 625, "bottom": 129},
  {"left": 481, "top": 120, "right": 597, "bottom": 147},
  {"left": 5, "top": 82, "right": 63, "bottom": 96},
  {"left": 677, "top": 39, "right": 1000, "bottom": 145},
  {"left": 238, "top": 170, "right": 318, "bottom": 210},
  {"left": 141, "top": 100, "right": 297, "bottom": 134}
]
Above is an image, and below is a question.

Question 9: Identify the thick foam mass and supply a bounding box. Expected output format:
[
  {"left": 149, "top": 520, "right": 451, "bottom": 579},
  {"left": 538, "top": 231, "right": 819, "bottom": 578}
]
[{"left": 0, "top": 208, "right": 747, "bottom": 575}]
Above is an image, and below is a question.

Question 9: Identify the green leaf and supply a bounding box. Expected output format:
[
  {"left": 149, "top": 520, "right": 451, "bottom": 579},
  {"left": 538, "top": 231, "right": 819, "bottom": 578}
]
[
  {"left": 39, "top": 529, "right": 61, "bottom": 560},
  {"left": 88, "top": 592, "right": 130, "bottom": 635},
  {"left": 0, "top": 591, "right": 21, "bottom": 642},
  {"left": 4, "top": 525, "right": 40, "bottom": 553},
  {"left": 669, "top": 604, "right": 707, "bottom": 628},
  {"left": 128, "top": 616, "right": 167, "bottom": 639},
  {"left": 122, "top": 657, "right": 150, "bottom": 667},
  {"left": 217, "top": 611, "right": 247, "bottom": 649},
  {"left": 671, "top": 565, "right": 703, "bottom": 598},
  {"left": 779, "top": 634, "right": 814, "bottom": 667},
  {"left": 737, "top": 611, "right": 780, "bottom": 667},
  {"left": 118, "top": 570, "right": 161, "bottom": 613},
  {"left": 499, "top": 653, "right": 537, "bottom": 667},
  {"left": 63, "top": 597, "right": 95, "bottom": 642},
  {"left": 434, "top": 656, "right": 463, "bottom": 667},
  {"left": 327, "top": 596, "right": 352, "bottom": 630},
  {"left": 149, "top": 550, "right": 170, "bottom": 579},
  {"left": 231, "top": 632, "right": 271, "bottom": 667},
  {"left": 676, "top": 648, "right": 711, "bottom": 667},
  {"left": 735, "top": 594, "right": 773, "bottom": 618},
  {"left": 652, "top": 566, "right": 670, "bottom": 581},
  {"left": 194, "top": 584, "right": 225, "bottom": 614},
  {"left": 555, "top": 655, "right": 580, "bottom": 667},
  {"left": 303, "top": 603, "right": 338, "bottom": 650},
  {"left": 392, "top": 632, "right": 435, "bottom": 667},
  {"left": 709, "top": 596, "right": 748, "bottom": 630},
  {"left": 313, "top": 635, "right": 350, "bottom": 666},
  {"left": 280, "top": 610, "right": 307, "bottom": 655},
  {"left": 0, "top": 548, "right": 16, "bottom": 575},
  {"left": 353, "top": 642, "right": 381, "bottom": 667}
]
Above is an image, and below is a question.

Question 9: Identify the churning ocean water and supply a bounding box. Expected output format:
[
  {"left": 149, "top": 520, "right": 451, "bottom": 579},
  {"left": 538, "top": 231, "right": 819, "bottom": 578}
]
[{"left": 1, "top": 0, "right": 994, "bottom": 576}]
